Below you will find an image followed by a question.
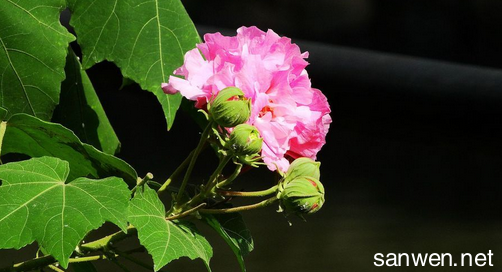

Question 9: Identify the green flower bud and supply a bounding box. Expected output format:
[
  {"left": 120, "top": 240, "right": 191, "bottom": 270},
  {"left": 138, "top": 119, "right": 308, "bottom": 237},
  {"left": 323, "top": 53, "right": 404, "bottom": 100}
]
[
  {"left": 278, "top": 176, "right": 325, "bottom": 215},
  {"left": 226, "top": 124, "right": 263, "bottom": 155},
  {"left": 209, "top": 87, "right": 251, "bottom": 127},
  {"left": 285, "top": 157, "right": 321, "bottom": 181}
]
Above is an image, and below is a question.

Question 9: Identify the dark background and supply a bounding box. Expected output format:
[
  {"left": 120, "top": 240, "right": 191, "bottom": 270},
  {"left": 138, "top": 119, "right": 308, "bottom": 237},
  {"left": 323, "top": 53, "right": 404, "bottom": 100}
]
[{"left": 3, "top": 0, "right": 502, "bottom": 271}]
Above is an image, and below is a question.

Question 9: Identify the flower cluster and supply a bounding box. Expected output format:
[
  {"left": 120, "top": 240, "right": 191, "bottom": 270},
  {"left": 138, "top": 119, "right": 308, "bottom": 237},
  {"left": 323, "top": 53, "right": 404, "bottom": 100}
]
[{"left": 163, "top": 26, "right": 331, "bottom": 172}]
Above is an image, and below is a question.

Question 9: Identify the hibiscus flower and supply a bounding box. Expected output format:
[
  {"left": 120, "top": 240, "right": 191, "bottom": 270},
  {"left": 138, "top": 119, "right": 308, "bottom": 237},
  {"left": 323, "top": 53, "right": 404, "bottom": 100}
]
[{"left": 163, "top": 26, "right": 331, "bottom": 172}]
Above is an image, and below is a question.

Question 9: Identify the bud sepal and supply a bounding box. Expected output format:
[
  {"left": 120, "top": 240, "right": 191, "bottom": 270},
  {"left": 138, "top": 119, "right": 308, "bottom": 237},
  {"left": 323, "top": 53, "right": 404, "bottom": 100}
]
[
  {"left": 284, "top": 157, "right": 321, "bottom": 181},
  {"left": 277, "top": 176, "right": 325, "bottom": 215},
  {"left": 225, "top": 124, "right": 263, "bottom": 167},
  {"left": 208, "top": 87, "right": 251, "bottom": 128}
]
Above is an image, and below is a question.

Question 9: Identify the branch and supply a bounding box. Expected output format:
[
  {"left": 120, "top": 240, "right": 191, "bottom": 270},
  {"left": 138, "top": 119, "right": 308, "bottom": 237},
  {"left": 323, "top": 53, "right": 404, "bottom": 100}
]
[
  {"left": 217, "top": 185, "right": 278, "bottom": 198},
  {"left": 0, "top": 254, "right": 116, "bottom": 272},
  {"left": 47, "top": 265, "right": 64, "bottom": 272},
  {"left": 79, "top": 226, "right": 136, "bottom": 252},
  {"left": 178, "top": 155, "right": 232, "bottom": 211},
  {"left": 0, "top": 255, "right": 55, "bottom": 272},
  {"left": 216, "top": 162, "right": 242, "bottom": 188},
  {"left": 200, "top": 196, "right": 278, "bottom": 214},
  {"left": 165, "top": 203, "right": 206, "bottom": 221}
]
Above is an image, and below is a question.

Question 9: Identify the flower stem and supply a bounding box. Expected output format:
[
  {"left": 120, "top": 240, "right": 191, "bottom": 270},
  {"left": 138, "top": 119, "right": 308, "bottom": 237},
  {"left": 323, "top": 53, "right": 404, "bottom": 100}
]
[
  {"left": 200, "top": 196, "right": 278, "bottom": 214},
  {"left": 217, "top": 185, "right": 278, "bottom": 197},
  {"left": 216, "top": 162, "right": 242, "bottom": 189},
  {"left": 179, "top": 155, "right": 232, "bottom": 211},
  {"left": 206, "top": 155, "right": 233, "bottom": 191},
  {"left": 157, "top": 150, "right": 194, "bottom": 196},
  {"left": 175, "top": 123, "right": 211, "bottom": 204}
]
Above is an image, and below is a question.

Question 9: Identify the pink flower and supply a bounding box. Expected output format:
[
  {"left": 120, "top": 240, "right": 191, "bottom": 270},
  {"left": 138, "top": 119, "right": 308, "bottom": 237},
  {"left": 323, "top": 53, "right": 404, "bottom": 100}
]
[{"left": 163, "top": 26, "right": 331, "bottom": 172}]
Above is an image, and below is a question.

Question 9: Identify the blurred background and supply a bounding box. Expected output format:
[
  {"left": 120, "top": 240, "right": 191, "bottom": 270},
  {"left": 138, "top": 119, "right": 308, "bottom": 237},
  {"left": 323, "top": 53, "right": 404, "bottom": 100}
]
[{"left": 3, "top": 0, "right": 502, "bottom": 271}]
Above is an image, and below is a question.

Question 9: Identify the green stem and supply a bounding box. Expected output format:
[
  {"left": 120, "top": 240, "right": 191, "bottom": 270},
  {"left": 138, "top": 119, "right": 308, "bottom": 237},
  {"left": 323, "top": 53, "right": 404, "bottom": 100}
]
[
  {"left": 69, "top": 255, "right": 113, "bottom": 263},
  {"left": 0, "top": 256, "right": 56, "bottom": 272},
  {"left": 218, "top": 185, "right": 278, "bottom": 197},
  {"left": 79, "top": 226, "right": 136, "bottom": 252},
  {"left": 166, "top": 203, "right": 206, "bottom": 221},
  {"left": 216, "top": 162, "right": 242, "bottom": 189},
  {"left": 47, "top": 265, "right": 64, "bottom": 272},
  {"left": 200, "top": 196, "right": 278, "bottom": 214},
  {"left": 157, "top": 150, "right": 194, "bottom": 195},
  {"left": 206, "top": 155, "right": 232, "bottom": 192},
  {"left": 0, "top": 254, "right": 115, "bottom": 272},
  {"left": 131, "top": 173, "right": 153, "bottom": 194},
  {"left": 180, "top": 155, "right": 232, "bottom": 211},
  {"left": 175, "top": 123, "right": 211, "bottom": 204}
]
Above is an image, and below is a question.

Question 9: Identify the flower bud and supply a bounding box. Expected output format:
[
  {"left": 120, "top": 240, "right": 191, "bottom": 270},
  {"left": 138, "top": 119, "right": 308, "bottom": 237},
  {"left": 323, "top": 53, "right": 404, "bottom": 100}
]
[
  {"left": 209, "top": 87, "right": 251, "bottom": 127},
  {"left": 285, "top": 157, "right": 321, "bottom": 181},
  {"left": 278, "top": 176, "right": 325, "bottom": 214},
  {"left": 226, "top": 124, "right": 263, "bottom": 155}
]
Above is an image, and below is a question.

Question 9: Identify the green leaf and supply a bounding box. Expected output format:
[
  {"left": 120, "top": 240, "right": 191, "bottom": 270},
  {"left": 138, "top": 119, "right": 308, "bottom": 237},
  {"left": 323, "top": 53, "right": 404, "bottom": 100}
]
[
  {"left": 202, "top": 213, "right": 254, "bottom": 272},
  {"left": 68, "top": 0, "right": 201, "bottom": 129},
  {"left": 129, "top": 186, "right": 212, "bottom": 271},
  {"left": 0, "top": 0, "right": 74, "bottom": 120},
  {"left": 1, "top": 112, "right": 137, "bottom": 185},
  {"left": 53, "top": 47, "right": 120, "bottom": 155},
  {"left": 0, "top": 157, "right": 130, "bottom": 268}
]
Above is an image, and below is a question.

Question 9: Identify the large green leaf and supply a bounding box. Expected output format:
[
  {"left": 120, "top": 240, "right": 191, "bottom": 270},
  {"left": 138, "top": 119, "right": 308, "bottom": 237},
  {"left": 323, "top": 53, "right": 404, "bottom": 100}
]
[
  {"left": 1, "top": 113, "right": 137, "bottom": 185},
  {"left": 129, "top": 186, "right": 212, "bottom": 271},
  {"left": 0, "top": 0, "right": 74, "bottom": 120},
  {"left": 68, "top": 0, "right": 201, "bottom": 129},
  {"left": 203, "top": 213, "right": 254, "bottom": 272},
  {"left": 0, "top": 157, "right": 130, "bottom": 268},
  {"left": 53, "top": 47, "right": 120, "bottom": 155}
]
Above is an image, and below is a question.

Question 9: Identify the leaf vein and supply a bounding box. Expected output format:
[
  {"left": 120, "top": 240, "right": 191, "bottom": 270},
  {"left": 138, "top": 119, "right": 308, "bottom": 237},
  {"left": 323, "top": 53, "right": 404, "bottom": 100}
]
[
  {"left": 84, "top": 0, "right": 118, "bottom": 69},
  {"left": 0, "top": 184, "right": 59, "bottom": 224},
  {"left": 0, "top": 37, "right": 35, "bottom": 116},
  {"left": 5, "top": 0, "right": 66, "bottom": 36}
]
